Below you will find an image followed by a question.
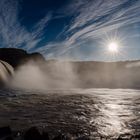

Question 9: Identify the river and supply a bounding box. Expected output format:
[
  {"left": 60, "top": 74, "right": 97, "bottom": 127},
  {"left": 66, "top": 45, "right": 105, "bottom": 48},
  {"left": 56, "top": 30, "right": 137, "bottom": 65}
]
[{"left": 0, "top": 88, "right": 139, "bottom": 139}]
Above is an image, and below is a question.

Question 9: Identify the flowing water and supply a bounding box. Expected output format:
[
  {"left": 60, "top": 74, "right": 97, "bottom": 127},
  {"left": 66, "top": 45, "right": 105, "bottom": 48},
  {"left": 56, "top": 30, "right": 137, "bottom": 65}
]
[
  {"left": 0, "top": 60, "right": 14, "bottom": 83},
  {"left": 0, "top": 88, "right": 140, "bottom": 139}
]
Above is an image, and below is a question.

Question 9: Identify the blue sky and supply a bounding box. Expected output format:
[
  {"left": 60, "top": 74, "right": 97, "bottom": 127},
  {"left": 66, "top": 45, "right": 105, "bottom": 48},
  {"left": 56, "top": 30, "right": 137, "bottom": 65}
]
[{"left": 0, "top": 0, "right": 140, "bottom": 61}]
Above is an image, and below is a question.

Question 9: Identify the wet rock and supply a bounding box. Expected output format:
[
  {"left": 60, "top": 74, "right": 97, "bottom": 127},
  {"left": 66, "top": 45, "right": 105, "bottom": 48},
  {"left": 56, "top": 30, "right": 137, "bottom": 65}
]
[
  {"left": 52, "top": 133, "right": 70, "bottom": 140},
  {"left": 41, "top": 131, "right": 49, "bottom": 140},
  {"left": 134, "top": 134, "right": 140, "bottom": 138},
  {"left": 0, "top": 126, "right": 12, "bottom": 138},
  {"left": 4, "top": 136, "right": 14, "bottom": 140},
  {"left": 75, "top": 136, "right": 90, "bottom": 140},
  {"left": 117, "top": 137, "right": 123, "bottom": 140},
  {"left": 24, "top": 127, "right": 42, "bottom": 140}
]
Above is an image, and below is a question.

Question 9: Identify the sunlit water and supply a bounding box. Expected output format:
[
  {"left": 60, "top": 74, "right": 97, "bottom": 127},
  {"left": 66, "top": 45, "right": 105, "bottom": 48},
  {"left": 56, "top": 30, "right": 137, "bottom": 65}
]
[{"left": 0, "top": 88, "right": 140, "bottom": 139}]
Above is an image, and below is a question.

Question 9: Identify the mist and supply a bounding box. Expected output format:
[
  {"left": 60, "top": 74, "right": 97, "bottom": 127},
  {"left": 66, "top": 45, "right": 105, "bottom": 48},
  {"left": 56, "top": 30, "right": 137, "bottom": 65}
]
[
  {"left": 9, "top": 61, "right": 79, "bottom": 90},
  {"left": 2, "top": 59, "right": 140, "bottom": 90}
]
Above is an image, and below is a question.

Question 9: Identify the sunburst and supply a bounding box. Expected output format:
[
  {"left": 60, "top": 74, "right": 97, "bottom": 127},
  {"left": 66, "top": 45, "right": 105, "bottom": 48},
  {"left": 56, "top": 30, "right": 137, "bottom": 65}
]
[
  {"left": 98, "top": 30, "right": 127, "bottom": 60},
  {"left": 108, "top": 41, "right": 119, "bottom": 53}
]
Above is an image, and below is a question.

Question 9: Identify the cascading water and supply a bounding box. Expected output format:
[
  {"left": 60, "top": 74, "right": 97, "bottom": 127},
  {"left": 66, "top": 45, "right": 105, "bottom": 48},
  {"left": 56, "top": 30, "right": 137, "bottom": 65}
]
[{"left": 0, "top": 60, "right": 14, "bottom": 84}]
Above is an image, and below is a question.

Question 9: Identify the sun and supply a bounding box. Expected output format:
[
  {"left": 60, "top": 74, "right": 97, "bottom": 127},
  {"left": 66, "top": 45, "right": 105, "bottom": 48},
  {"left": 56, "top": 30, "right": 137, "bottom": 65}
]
[
  {"left": 99, "top": 31, "right": 126, "bottom": 60},
  {"left": 108, "top": 42, "right": 119, "bottom": 53}
]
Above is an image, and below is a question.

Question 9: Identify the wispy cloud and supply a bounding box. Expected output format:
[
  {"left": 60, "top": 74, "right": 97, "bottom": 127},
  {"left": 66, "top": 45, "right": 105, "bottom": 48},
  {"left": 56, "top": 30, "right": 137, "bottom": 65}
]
[
  {"left": 0, "top": 0, "right": 140, "bottom": 60},
  {"left": 41, "top": 0, "right": 140, "bottom": 58},
  {"left": 0, "top": 0, "right": 51, "bottom": 51}
]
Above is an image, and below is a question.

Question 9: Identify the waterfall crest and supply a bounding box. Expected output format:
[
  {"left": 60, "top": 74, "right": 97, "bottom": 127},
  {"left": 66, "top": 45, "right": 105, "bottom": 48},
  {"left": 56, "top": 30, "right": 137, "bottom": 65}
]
[{"left": 0, "top": 60, "right": 14, "bottom": 84}]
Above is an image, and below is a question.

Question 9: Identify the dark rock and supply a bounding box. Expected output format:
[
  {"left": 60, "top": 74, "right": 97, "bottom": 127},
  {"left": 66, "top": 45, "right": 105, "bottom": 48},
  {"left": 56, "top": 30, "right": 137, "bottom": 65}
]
[
  {"left": 134, "top": 134, "right": 140, "bottom": 138},
  {"left": 0, "top": 126, "right": 12, "bottom": 138},
  {"left": 4, "top": 136, "right": 14, "bottom": 140},
  {"left": 75, "top": 136, "right": 90, "bottom": 140},
  {"left": 52, "top": 133, "right": 70, "bottom": 140},
  {"left": 29, "top": 53, "right": 45, "bottom": 62},
  {"left": 0, "top": 48, "right": 45, "bottom": 68},
  {"left": 117, "top": 137, "right": 123, "bottom": 140},
  {"left": 24, "top": 127, "right": 42, "bottom": 140},
  {"left": 41, "top": 131, "right": 49, "bottom": 140}
]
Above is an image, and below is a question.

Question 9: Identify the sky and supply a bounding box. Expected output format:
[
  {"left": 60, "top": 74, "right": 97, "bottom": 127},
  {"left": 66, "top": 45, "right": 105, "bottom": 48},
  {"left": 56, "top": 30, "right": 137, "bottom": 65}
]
[{"left": 0, "top": 0, "right": 140, "bottom": 61}]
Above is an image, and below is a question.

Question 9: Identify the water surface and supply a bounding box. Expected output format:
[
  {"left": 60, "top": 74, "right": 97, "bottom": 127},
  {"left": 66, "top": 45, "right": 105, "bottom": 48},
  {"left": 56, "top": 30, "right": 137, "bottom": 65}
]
[{"left": 0, "top": 88, "right": 139, "bottom": 139}]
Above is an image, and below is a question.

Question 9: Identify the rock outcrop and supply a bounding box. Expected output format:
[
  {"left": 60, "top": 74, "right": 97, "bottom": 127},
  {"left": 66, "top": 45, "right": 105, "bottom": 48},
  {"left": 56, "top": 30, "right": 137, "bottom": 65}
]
[{"left": 0, "top": 48, "right": 45, "bottom": 68}]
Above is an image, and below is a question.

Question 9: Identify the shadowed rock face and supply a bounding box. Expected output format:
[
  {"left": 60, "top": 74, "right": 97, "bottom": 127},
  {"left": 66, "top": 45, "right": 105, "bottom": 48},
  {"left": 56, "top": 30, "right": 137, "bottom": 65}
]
[{"left": 0, "top": 48, "right": 45, "bottom": 68}]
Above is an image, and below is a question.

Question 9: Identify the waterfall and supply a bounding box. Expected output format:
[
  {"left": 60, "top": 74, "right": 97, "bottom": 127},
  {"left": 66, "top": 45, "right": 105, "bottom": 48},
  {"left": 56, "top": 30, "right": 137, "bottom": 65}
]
[{"left": 0, "top": 60, "right": 14, "bottom": 84}]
